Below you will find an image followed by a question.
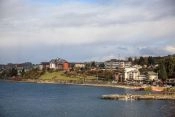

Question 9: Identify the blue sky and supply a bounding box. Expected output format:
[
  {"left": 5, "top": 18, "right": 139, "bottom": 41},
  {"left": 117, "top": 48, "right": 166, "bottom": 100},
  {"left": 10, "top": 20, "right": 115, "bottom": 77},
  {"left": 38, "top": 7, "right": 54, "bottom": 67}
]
[{"left": 0, "top": 0, "right": 175, "bottom": 64}]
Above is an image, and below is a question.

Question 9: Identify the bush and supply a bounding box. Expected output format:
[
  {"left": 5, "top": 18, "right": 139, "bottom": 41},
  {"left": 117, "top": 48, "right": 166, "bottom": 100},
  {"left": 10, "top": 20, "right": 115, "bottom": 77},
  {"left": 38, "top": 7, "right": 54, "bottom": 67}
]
[{"left": 144, "top": 86, "right": 152, "bottom": 92}]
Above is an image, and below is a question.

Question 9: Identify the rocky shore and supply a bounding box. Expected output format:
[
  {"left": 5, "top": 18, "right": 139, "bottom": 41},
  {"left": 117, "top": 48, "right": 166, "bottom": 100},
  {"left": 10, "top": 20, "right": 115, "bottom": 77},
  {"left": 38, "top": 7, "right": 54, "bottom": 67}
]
[{"left": 101, "top": 94, "right": 175, "bottom": 100}]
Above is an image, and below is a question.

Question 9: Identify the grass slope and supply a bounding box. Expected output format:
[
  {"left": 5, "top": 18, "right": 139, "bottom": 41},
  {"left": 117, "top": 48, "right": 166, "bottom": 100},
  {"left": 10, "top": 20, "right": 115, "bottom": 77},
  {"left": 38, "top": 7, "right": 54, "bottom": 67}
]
[
  {"left": 39, "top": 71, "right": 97, "bottom": 83},
  {"left": 39, "top": 71, "right": 79, "bottom": 81}
]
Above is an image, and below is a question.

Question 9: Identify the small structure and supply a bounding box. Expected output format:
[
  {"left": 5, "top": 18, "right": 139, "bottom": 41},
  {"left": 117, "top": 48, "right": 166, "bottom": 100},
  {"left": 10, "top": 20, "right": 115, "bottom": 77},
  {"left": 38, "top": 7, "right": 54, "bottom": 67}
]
[{"left": 147, "top": 71, "right": 158, "bottom": 81}]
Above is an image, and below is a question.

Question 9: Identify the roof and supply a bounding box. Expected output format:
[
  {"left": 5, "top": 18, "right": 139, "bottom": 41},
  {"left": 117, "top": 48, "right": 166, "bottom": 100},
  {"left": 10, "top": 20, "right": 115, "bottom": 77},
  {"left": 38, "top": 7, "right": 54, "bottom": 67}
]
[
  {"left": 147, "top": 71, "right": 158, "bottom": 75},
  {"left": 50, "top": 58, "right": 67, "bottom": 64},
  {"left": 40, "top": 62, "right": 50, "bottom": 65}
]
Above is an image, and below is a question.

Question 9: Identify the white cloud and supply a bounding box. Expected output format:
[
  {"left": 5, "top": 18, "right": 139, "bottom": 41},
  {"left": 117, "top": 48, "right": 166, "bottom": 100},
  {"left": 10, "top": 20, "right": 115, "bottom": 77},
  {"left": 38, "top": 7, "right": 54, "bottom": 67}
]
[
  {"left": 165, "top": 46, "right": 175, "bottom": 53},
  {"left": 0, "top": 0, "right": 175, "bottom": 63}
]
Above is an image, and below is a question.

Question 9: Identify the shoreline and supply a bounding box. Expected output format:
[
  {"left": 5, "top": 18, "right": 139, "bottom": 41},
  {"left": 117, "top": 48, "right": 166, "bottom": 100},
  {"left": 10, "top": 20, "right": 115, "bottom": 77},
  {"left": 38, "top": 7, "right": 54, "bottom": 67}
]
[
  {"left": 0, "top": 79, "right": 141, "bottom": 90},
  {"left": 1, "top": 79, "right": 171, "bottom": 92}
]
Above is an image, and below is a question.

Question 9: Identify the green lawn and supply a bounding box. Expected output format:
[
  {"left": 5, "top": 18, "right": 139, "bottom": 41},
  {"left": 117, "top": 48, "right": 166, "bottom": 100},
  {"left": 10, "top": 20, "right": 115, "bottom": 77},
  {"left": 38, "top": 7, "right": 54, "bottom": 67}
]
[
  {"left": 39, "top": 72, "right": 79, "bottom": 81},
  {"left": 39, "top": 71, "right": 97, "bottom": 82}
]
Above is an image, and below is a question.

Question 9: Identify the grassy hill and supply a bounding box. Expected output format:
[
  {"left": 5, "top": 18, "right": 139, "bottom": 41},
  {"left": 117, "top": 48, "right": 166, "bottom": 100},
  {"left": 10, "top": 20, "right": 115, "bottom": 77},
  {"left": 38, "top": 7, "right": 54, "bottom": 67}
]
[{"left": 39, "top": 71, "right": 97, "bottom": 83}]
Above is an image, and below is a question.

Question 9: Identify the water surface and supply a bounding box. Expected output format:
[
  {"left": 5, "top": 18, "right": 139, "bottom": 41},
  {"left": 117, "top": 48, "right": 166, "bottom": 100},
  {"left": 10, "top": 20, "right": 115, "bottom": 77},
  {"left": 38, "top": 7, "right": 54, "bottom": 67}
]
[{"left": 0, "top": 81, "right": 175, "bottom": 117}]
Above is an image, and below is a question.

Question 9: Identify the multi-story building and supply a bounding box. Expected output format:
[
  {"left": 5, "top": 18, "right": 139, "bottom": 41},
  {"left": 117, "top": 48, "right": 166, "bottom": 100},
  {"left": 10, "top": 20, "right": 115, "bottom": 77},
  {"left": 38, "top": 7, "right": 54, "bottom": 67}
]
[
  {"left": 104, "top": 59, "right": 131, "bottom": 69},
  {"left": 124, "top": 67, "right": 140, "bottom": 81},
  {"left": 124, "top": 67, "right": 158, "bottom": 81}
]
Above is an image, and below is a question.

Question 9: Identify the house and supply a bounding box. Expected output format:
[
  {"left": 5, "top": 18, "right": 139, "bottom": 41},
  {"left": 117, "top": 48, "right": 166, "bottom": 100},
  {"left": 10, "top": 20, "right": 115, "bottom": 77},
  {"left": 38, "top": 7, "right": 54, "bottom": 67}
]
[
  {"left": 74, "top": 63, "right": 86, "bottom": 68},
  {"left": 39, "top": 62, "right": 50, "bottom": 70},
  {"left": 49, "top": 58, "right": 70, "bottom": 71},
  {"left": 124, "top": 67, "right": 140, "bottom": 81},
  {"left": 147, "top": 71, "right": 158, "bottom": 81}
]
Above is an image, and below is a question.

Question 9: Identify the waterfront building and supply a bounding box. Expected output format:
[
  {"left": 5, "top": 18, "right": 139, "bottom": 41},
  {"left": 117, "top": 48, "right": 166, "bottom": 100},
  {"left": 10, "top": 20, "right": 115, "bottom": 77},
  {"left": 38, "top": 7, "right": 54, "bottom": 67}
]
[{"left": 49, "top": 58, "right": 70, "bottom": 71}]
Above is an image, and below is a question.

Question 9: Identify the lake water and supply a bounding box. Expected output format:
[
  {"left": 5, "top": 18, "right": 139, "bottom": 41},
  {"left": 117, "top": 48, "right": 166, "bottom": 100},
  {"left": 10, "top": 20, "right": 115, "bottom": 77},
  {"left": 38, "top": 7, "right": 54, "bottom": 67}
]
[{"left": 0, "top": 81, "right": 175, "bottom": 117}]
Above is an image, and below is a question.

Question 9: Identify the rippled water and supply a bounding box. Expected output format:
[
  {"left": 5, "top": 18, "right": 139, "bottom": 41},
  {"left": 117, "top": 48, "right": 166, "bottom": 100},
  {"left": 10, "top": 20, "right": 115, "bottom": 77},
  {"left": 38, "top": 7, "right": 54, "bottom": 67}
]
[{"left": 0, "top": 81, "right": 175, "bottom": 117}]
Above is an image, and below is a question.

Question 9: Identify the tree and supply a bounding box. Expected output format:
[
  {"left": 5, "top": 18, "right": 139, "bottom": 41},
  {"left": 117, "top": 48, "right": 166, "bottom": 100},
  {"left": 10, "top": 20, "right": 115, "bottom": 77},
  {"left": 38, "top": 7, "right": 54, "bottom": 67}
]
[
  {"left": 164, "top": 57, "right": 174, "bottom": 77},
  {"left": 133, "top": 57, "right": 138, "bottom": 65},
  {"left": 138, "top": 56, "right": 145, "bottom": 66},
  {"left": 99, "top": 63, "right": 105, "bottom": 69},
  {"left": 158, "top": 62, "right": 168, "bottom": 81},
  {"left": 128, "top": 57, "right": 133, "bottom": 62},
  {"left": 10, "top": 68, "right": 17, "bottom": 77},
  {"left": 148, "top": 56, "right": 155, "bottom": 65},
  {"left": 20, "top": 68, "right": 25, "bottom": 77},
  {"left": 91, "top": 61, "right": 96, "bottom": 68}
]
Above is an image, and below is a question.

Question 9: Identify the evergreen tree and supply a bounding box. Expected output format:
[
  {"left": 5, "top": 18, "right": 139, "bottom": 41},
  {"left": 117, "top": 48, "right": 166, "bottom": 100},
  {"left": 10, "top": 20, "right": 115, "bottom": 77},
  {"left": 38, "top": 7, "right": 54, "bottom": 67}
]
[
  {"left": 21, "top": 68, "right": 25, "bottom": 77},
  {"left": 91, "top": 61, "right": 96, "bottom": 68},
  {"left": 158, "top": 62, "right": 168, "bottom": 81},
  {"left": 10, "top": 68, "right": 17, "bottom": 77},
  {"left": 99, "top": 63, "right": 105, "bottom": 69},
  {"left": 148, "top": 56, "right": 155, "bottom": 65},
  {"left": 128, "top": 57, "right": 133, "bottom": 62},
  {"left": 138, "top": 56, "right": 145, "bottom": 66},
  {"left": 164, "top": 57, "right": 174, "bottom": 77}
]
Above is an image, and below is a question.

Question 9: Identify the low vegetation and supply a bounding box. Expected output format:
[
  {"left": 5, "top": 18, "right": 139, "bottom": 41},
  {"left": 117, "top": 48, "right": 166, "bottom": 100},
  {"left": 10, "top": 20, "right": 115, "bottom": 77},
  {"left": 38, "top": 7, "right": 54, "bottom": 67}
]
[{"left": 39, "top": 71, "right": 97, "bottom": 84}]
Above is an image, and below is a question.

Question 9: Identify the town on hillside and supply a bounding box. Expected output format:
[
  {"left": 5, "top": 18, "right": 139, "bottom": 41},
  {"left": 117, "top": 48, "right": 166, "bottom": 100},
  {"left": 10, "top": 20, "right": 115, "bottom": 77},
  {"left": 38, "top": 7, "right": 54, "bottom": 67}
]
[{"left": 0, "top": 55, "right": 175, "bottom": 87}]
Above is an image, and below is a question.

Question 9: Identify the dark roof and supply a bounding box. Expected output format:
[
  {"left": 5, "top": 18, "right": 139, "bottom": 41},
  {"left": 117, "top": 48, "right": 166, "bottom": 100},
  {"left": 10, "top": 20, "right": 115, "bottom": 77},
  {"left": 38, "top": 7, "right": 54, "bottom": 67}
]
[
  {"left": 50, "top": 58, "right": 67, "bottom": 64},
  {"left": 40, "top": 62, "right": 50, "bottom": 65}
]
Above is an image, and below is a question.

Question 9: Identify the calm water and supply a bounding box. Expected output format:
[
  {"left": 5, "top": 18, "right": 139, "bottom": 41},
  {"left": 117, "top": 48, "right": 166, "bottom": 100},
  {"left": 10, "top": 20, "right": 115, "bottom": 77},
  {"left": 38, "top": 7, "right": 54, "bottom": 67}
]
[{"left": 0, "top": 81, "right": 175, "bottom": 117}]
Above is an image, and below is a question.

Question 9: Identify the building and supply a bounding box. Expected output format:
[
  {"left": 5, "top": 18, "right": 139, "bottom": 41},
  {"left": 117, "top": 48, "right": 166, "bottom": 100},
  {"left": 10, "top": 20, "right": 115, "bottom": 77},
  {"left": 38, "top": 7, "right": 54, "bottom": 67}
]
[
  {"left": 74, "top": 63, "right": 86, "bottom": 68},
  {"left": 138, "top": 75, "right": 147, "bottom": 81},
  {"left": 147, "top": 71, "right": 158, "bottom": 81},
  {"left": 49, "top": 58, "right": 69, "bottom": 71},
  {"left": 104, "top": 59, "right": 131, "bottom": 69},
  {"left": 3, "top": 62, "right": 33, "bottom": 75},
  {"left": 124, "top": 67, "right": 140, "bottom": 81},
  {"left": 39, "top": 62, "right": 50, "bottom": 70},
  {"left": 124, "top": 66, "right": 158, "bottom": 82}
]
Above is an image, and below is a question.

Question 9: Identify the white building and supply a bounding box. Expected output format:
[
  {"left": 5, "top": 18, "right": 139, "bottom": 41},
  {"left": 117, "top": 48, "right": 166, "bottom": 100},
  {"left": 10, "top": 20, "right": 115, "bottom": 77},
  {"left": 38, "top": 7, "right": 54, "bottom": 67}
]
[
  {"left": 124, "top": 66, "right": 158, "bottom": 82},
  {"left": 147, "top": 71, "right": 158, "bottom": 81},
  {"left": 49, "top": 58, "right": 67, "bottom": 70},
  {"left": 74, "top": 63, "right": 86, "bottom": 68},
  {"left": 124, "top": 67, "right": 140, "bottom": 81},
  {"left": 104, "top": 60, "right": 131, "bottom": 69}
]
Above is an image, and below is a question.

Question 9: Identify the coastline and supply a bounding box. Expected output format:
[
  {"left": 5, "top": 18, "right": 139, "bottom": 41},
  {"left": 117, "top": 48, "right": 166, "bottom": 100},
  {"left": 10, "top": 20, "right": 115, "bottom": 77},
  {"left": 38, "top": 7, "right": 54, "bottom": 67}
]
[
  {"left": 1, "top": 79, "right": 171, "bottom": 93},
  {"left": 0, "top": 79, "right": 141, "bottom": 90}
]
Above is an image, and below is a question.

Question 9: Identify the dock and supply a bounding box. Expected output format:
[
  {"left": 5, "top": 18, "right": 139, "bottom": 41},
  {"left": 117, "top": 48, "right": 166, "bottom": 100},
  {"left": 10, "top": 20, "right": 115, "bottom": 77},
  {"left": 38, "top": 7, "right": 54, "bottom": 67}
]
[{"left": 101, "top": 94, "right": 175, "bottom": 100}]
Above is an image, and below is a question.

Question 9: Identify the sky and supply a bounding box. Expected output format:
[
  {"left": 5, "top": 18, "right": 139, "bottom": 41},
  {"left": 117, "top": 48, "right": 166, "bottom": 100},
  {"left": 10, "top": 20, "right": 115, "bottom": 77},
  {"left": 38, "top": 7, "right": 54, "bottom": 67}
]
[{"left": 0, "top": 0, "right": 175, "bottom": 64}]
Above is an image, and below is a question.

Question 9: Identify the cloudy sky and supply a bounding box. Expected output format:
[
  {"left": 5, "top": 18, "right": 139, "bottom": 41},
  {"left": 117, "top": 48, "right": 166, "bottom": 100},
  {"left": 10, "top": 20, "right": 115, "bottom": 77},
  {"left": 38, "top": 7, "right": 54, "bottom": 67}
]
[{"left": 0, "top": 0, "right": 175, "bottom": 64}]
